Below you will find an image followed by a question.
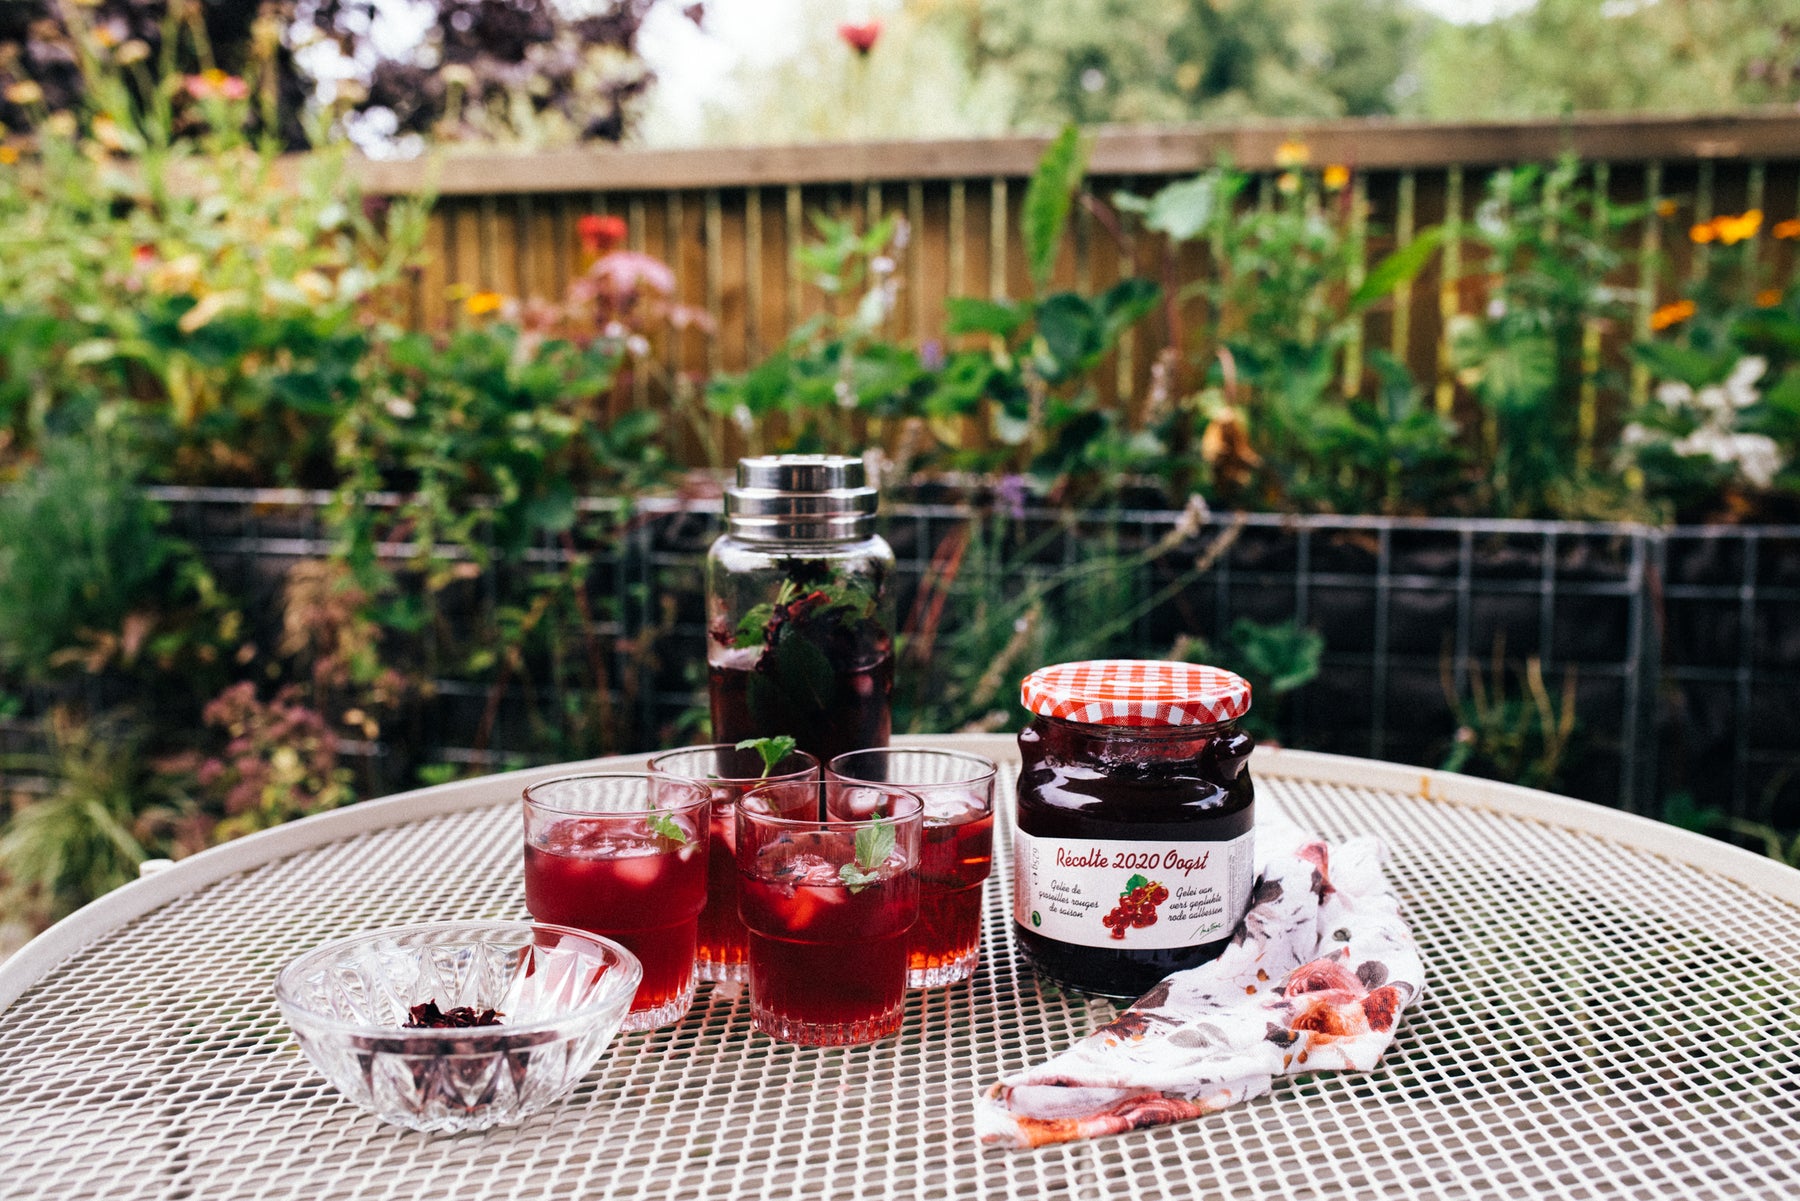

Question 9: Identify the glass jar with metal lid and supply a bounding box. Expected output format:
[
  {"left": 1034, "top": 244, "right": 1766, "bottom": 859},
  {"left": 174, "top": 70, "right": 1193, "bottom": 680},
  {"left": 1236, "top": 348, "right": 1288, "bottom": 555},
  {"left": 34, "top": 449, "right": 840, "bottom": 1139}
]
[
  {"left": 1013, "top": 659, "right": 1256, "bottom": 999},
  {"left": 706, "top": 455, "right": 895, "bottom": 765}
]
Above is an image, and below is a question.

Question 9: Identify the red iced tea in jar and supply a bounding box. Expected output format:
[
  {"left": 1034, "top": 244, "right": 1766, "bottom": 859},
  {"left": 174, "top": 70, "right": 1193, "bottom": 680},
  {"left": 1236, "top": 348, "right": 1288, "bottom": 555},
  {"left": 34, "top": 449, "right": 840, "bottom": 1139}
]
[
  {"left": 709, "top": 654, "right": 893, "bottom": 769},
  {"left": 737, "top": 783, "right": 922, "bottom": 1046},
  {"left": 522, "top": 775, "right": 711, "bottom": 1030}
]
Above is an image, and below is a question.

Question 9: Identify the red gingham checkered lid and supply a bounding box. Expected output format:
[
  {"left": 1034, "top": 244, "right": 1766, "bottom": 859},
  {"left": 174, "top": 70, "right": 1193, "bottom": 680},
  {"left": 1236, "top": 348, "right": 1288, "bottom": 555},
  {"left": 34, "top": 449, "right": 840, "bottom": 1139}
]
[{"left": 1020, "top": 659, "right": 1252, "bottom": 727}]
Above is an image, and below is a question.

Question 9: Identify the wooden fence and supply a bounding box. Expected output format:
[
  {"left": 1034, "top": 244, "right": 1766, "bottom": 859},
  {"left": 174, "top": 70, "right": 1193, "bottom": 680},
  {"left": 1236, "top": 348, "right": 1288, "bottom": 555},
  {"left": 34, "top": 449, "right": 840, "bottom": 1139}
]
[{"left": 354, "top": 110, "right": 1800, "bottom": 465}]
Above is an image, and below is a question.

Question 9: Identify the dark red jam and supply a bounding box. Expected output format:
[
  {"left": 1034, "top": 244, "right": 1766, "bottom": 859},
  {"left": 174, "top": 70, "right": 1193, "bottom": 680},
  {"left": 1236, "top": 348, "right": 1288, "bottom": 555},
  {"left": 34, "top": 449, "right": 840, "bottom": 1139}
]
[{"left": 1013, "top": 715, "right": 1254, "bottom": 999}]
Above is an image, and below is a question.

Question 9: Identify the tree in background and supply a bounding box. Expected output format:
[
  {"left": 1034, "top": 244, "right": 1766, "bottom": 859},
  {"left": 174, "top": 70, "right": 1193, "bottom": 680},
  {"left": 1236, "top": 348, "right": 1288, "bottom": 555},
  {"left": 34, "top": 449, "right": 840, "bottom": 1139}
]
[
  {"left": 959, "top": 0, "right": 1435, "bottom": 126},
  {"left": 1416, "top": 0, "right": 1800, "bottom": 119},
  {"left": 0, "top": 0, "right": 662, "bottom": 152}
]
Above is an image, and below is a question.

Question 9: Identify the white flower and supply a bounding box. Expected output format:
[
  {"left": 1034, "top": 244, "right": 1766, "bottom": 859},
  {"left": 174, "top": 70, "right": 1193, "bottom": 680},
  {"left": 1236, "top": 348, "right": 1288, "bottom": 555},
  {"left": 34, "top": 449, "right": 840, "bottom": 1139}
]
[
  {"left": 1730, "top": 435, "right": 1783, "bottom": 488},
  {"left": 1693, "top": 384, "right": 1730, "bottom": 414},
  {"left": 1620, "top": 422, "right": 1654, "bottom": 447},
  {"left": 1655, "top": 381, "right": 1694, "bottom": 411},
  {"left": 603, "top": 320, "right": 627, "bottom": 339},
  {"left": 891, "top": 218, "right": 911, "bottom": 251},
  {"left": 626, "top": 334, "right": 650, "bottom": 358},
  {"left": 834, "top": 379, "right": 856, "bottom": 409},
  {"left": 1723, "top": 356, "right": 1766, "bottom": 408},
  {"left": 1672, "top": 428, "right": 1787, "bottom": 488},
  {"left": 384, "top": 397, "right": 416, "bottom": 420},
  {"left": 1486, "top": 297, "right": 1507, "bottom": 320},
  {"left": 870, "top": 255, "right": 895, "bottom": 277},
  {"left": 732, "top": 404, "right": 754, "bottom": 433}
]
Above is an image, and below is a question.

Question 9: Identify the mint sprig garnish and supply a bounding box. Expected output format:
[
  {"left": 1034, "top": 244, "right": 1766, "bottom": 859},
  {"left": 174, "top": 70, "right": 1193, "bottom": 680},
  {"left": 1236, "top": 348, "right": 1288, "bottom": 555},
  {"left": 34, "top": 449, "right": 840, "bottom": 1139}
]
[
  {"left": 838, "top": 815, "right": 895, "bottom": 894},
  {"left": 736, "top": 735, "right": 797, "bottom": 777},
  {"left": 647, "top": 811, "right": 689, "bottom": 846}
]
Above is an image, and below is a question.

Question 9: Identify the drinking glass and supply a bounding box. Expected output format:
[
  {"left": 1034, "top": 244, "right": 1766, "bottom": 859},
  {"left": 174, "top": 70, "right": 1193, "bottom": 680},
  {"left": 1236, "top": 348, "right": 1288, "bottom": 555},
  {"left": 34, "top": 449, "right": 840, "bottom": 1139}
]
[
  {"left": 827, "top": 748, "right": 997, "bottom": 987},
  {"left": 522, "top": 773, "right": 711, "bottom": 1031},
  {"left": 737, "top": 780, "right": 922, "bottom": 1046},
  {"left": 647, "top": 743, "right": 821, "bottom": 983}
]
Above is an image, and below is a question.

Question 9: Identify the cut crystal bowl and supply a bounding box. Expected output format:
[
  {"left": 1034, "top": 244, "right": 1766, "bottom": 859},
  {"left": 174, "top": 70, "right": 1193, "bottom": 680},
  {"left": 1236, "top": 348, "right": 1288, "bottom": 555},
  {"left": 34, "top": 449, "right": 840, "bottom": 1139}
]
[{"left": 275, "top": 920, "right": 641, "bottom": 1134}]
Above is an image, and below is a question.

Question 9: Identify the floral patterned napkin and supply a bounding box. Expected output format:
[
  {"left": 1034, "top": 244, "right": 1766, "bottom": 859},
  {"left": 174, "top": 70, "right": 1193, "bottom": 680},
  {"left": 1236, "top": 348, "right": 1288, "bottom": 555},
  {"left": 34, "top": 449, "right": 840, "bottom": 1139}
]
[{"left": 975, "top": 812, "right": 1424, "bottom": 1148}]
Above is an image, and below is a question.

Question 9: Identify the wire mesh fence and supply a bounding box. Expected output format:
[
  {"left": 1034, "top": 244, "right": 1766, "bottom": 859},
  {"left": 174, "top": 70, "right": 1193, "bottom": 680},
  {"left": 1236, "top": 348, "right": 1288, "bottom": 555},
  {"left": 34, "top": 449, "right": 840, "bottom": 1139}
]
[{"left": 9, "top": 490, "right": 1794, "bottom": 829}]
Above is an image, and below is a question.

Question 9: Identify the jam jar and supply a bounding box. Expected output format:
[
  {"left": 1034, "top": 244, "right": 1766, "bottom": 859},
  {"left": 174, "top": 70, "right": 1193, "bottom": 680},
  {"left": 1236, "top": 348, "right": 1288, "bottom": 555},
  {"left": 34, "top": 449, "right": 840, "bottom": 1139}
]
[
  {"left": 1012, "top": 659, "right": 1255, "bottom": 999},
  {"left": 706, "top": 454, "right": 895, "bottom": 765}
]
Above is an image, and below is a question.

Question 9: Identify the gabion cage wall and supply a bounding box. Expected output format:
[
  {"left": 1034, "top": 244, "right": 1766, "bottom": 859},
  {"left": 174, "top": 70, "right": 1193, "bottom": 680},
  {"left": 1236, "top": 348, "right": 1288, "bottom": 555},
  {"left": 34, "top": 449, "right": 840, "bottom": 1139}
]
[{"left": 12, "top": 490, "right": 1790, "bottom": 829}]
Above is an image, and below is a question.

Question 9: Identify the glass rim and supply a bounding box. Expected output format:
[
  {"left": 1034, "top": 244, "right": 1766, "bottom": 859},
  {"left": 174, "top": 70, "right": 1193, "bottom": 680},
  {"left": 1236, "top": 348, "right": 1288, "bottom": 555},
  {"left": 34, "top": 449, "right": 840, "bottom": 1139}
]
[
  {"left": 646, "top": 743, "right": 822, "bottom": 786},
  {"left": 825, "top": 747, "right": 999, "bottom": 789},
  {"left": 274, "top": 920, "right": 642, "bottom": 1042},
  {"left": 739, "top": 781, "right": 925, "bottom": 831},
  {"left": 522, "top": 772, "right": 712, "bottom": 818}
]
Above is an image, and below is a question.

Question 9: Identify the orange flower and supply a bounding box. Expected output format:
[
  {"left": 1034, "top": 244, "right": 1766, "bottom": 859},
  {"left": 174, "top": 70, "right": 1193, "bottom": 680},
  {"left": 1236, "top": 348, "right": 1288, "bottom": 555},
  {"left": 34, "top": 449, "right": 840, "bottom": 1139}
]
[
  {"left": 1773, "top": 218, "right": 1800, "bottom": 240},
  {"left": 0, "top": 144, "right": 17, "bottom": 166},
  {"left": 1713, "top": 210, "right": 1762, "bottom": 245},
  {"left": 1690, "top": 222, "right": 1716, "bottom": 245},
  {"left": 1655, "top": 199, "right": 1679, "bottom": 218},
  {"left": 1322, "top": 164, "right": 1350, "bottom": 191},
  {"left": 185, "top": 69, "right": 249, "bottom": 102},
  {"left": 1276, "top": 171, "right": 1301, "bottom": 195},
  {"left": 1757, "top": 289, "right": 1783, "bottom": 308},
  {"left": 1274, "top": 139, "right": 1310, "bottom": 169},
  {"left": 465, "top": 291, "right": 504, "bottom": 316},
  {"left": 1649, "top": 299, "right": 1696, "bottom": 331}
]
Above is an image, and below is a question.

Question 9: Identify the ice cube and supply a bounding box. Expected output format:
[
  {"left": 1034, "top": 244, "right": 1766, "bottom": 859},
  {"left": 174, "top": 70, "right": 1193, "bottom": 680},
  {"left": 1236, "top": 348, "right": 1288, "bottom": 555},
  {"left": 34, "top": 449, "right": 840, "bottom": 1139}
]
[
  {"left": 606, "top": 840, "right": 668, "bottom": 888},
  {"left": 925, "top": 789, "right": 988, "bottom": 826}
]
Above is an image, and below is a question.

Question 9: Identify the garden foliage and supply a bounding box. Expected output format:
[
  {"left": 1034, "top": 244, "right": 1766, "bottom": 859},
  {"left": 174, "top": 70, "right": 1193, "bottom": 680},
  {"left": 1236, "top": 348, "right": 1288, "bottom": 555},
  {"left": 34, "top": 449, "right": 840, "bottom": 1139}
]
[{"left": 4, "top": 19, "right": 1800, "bottom": 925}]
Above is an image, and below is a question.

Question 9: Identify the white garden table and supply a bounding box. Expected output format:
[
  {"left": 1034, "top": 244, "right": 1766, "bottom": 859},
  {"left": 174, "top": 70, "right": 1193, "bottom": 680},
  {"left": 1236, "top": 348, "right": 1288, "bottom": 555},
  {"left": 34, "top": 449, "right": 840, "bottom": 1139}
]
[{"left": 2, "top": 734, "right": 1798, "bottom": 1200}]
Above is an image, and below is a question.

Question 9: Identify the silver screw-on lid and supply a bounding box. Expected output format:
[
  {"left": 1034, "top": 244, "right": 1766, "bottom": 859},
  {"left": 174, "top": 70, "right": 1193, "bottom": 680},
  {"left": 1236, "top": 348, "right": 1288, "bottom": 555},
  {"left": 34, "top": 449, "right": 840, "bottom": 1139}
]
[{"left": 725, "top": 454, "right": 879, "bottom": 542}]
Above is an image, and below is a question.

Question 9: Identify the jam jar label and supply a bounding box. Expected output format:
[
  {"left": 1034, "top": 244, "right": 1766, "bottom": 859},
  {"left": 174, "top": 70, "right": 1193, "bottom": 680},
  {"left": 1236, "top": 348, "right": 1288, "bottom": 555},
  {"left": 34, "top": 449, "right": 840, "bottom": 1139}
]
[{"left": 1012, "top": 829, "right": 1255, "bottom": 950}]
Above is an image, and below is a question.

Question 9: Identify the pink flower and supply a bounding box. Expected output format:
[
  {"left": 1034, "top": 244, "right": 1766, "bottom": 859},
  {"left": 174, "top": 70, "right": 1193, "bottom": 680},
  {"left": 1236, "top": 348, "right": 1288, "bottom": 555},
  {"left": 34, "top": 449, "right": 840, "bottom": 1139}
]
[
  {"left": 589, "top": 250, "right": 676, "bottom": 298},
  {"left": 186, "top": 70, "right": 249, "bottom": 102},
  {"left": 838, "top": 21, "right": 881, "bottom": 55}
]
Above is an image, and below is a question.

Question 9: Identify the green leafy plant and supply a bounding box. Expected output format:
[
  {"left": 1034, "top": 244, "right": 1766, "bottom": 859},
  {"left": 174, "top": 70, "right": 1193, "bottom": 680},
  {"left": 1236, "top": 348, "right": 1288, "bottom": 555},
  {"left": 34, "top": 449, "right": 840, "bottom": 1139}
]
[
  {"left": 706, "top": 214, "right": 929, "bottom": 459},
  {"left": 917, "top": 126, "right": 1165, "bottom": 484},
  {"left": 1440, "top": 643, "right": 1578, "bottom": 792},
  {"left": 1118, "top": 159, "right": 1453, "bottom": 512},
  {"left": 737, "top": 735, "right": 799, "bottom": 777},
  {"left": 0, "top": 436, "right": 230, "bottom": 686},
  {"left": 1168, "top": 618, "right": 1324, "bottom": 741},
  {"left": 839, "top": 815, "right": 895, "bottom": 894},
  {"left": 0, "top": 710, "right": 154, "bottom": 923},
  {"left": 0, "top": 6, "right": 427, "bottom": 483},
  {"left": 1447, "top": 156, "right": 1646, "bottom": 517}
]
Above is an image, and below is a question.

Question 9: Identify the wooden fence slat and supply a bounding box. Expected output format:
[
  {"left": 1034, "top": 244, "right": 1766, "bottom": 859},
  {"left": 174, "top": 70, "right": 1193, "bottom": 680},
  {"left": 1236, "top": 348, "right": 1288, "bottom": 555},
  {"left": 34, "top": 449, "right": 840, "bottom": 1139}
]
[
  {"left": 988, "top": 178, "right": 1008, "bottom": 300},
  {"left": 1434, "top": 166, "right": 1462, "bottom": 415},
  {"left": 949, "top": 180, "right": 967, "bottom": 298},
  {"left": 1391, "top": 172, "right": 1417, "bottom": 364},
  {"left": 1631, "top": 162, "right": 1664, "bottom": 410}
]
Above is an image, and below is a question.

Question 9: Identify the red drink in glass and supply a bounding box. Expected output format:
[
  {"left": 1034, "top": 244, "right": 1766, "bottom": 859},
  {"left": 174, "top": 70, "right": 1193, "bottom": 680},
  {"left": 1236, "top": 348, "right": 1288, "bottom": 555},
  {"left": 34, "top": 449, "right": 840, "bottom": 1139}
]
[
  {"left": 647, "top": 744, "right": 820, "bottom": 984},
  {"left": 737, "top": 782, "right": 921, "bottom": 1045},
  {"left": 827, "top": 749, "right": 997, "bottom": 987},
  {"left": 522, "top": 774, "right": 711, "bottom": 1031},
  {"left": 914, "top": 796, "right": 995, "bottom": 984}
]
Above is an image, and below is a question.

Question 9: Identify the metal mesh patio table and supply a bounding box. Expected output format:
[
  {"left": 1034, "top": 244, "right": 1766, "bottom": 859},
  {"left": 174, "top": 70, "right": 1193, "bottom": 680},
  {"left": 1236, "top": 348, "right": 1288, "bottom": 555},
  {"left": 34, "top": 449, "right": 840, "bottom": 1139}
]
[{"left": 3, "top": 735, "right": 1797, "bottom": 1200}]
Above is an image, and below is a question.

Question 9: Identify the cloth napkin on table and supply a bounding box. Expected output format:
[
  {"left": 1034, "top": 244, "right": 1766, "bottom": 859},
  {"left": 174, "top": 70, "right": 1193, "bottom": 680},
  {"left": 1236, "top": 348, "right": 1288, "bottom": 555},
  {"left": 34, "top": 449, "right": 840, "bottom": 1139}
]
[{"left": 975, "top": 813, "right": 1425, "bottom": 1148}]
